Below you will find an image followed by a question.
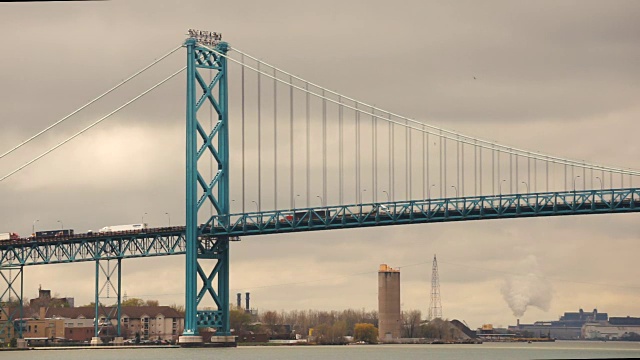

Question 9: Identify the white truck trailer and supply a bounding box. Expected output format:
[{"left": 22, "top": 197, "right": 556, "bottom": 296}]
[
  {"left": 98, "top": 223, "right": 148, "bottom": 233},
  {"left": 0, "top": 232, "right": 19, "bottom": 242}
]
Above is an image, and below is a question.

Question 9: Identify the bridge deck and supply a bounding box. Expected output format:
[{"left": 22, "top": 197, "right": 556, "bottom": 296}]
[
  {"left": 207, "top": 188, "right": 640, "bottom": 236},
  {"left": 1, "top": 188, "right": 637, "bottom": 266}
]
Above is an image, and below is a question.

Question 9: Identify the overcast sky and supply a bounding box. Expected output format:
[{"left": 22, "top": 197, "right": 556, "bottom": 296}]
[{"left": 1, "top": 0, "right": 640, "bottom": 329}]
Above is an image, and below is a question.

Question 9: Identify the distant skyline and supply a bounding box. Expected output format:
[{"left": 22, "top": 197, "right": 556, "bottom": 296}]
[{"left": 1, "top": 0, "right": 639, "bottom": 329}]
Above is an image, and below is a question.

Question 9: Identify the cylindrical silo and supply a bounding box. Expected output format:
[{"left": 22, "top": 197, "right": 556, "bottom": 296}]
[{"left": 378, "top": 264, "right": 401, "bottom": 341}]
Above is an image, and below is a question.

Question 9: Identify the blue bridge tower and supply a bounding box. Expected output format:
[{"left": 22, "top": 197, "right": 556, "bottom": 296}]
[{"left": 179, "top": 31, "right": 235, "bottom": 346}]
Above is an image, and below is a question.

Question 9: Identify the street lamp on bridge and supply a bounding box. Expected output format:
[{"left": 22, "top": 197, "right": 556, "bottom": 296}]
[
  {"left": 142, "top": 212, "right": 148, "bottom": 225},
  {"left": 293, "top": 194, "right": 300, "bottom": 211},
  {"left": 450, "top": 185, "right": 458, "bottom": 198},
  {"left": 521, "top": 181, "right": 529, "bottom": 194},
  {"left": 595, "top": 176, "right": 603, "bottom": 191},
  {"left": 499, "top": 179, "right": 507, "bottom": 196},
  {"left": 32, "top": 219, "right": 39, "bottom": 235},
  {"left": 573, "top": 175, "right": 581, "bottom": 192},
  {"left": 428, "top": 184, "right": 436, "bottom": 199},
  {"left": 165, "top": 212, "right": 171, "bottom": 227},
  {"left": 57, "top": 220, "right": 63, "bottom": 230},
  {"left": 382, "top": 190, "right": 390, "bottom": 203},
  {"left": 251, "top": 200, "right": 259, "bottom": 213},
  {"left": 316, "top": 195, "right": 324, "bottom": 207}
]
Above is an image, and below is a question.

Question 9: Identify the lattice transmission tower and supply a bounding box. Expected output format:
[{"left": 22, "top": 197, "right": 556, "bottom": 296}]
[{"left": 428, "top": 254, "right": 443, "bottom": 320}]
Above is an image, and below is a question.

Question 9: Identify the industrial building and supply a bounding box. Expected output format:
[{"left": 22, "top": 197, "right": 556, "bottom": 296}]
[
  {"left": 583, "top": 317, "right": 640, "bottom": 340},
  {"left": 29, "top": 288, "right": 74, "bottom": 309},
  {"left": 509, "top": 308, "right": 608, "bottom": 340},
  {"left": 378, "top": 264, "right": 401, "bottom": 341}
]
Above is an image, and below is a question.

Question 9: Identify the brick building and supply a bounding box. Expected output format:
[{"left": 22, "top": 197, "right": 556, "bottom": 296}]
[{"left": 46, "top": 306, "right": 184, "bottom": 341}]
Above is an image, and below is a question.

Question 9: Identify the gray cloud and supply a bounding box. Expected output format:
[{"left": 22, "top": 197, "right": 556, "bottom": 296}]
[{"left": 1, "top": 0, "right": 640, "bottom": 329}]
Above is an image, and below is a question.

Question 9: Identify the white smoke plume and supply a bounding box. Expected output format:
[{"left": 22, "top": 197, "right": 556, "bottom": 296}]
[{"left": 501, "top": 255, "right": 553, "bottom": 317}]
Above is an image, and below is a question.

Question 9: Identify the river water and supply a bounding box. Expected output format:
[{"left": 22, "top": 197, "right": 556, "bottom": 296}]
[{"left": 3, "top": 341, "right": 640, "bottom": 360}]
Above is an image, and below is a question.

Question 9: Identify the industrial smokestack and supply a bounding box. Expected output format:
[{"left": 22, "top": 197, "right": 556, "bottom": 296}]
[
  {"left": 245, "top": 292, "right": 250, "bottom": 311},
  {"left": 237, "top": 293, "right": 241, "bottom": 308}
]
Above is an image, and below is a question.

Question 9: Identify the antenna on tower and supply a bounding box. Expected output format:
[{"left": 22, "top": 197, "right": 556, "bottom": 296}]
[{"left": 428, "top": 254, "right": 442, "bottom": 320}]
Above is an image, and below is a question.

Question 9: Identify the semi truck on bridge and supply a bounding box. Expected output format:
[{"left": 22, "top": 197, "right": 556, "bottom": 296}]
[
  {"left": 96, "top": 223, "right": 148, "bottom": 233},
  {"left": 34, "top": 229, "right": 74, "bottom": 238},
  {"left": 0, "top": 232, "right": 20, "bottom": 242}
]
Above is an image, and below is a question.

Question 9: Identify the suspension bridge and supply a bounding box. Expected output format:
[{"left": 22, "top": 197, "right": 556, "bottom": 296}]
[{"left": 1, "top": 30, "right": 639, "bottom": 346}]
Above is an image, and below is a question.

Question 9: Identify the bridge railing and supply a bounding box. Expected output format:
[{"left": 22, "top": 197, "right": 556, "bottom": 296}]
[{"left": 206, "top": 188, "right": 639, "bottom": 236}]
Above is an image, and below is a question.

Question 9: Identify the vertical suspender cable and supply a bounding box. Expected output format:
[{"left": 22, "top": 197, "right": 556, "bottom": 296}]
[
  {"left": 322, "top": 90, "right": 327, "bottom": 205},
  {"left": 257, "top": 61, "right": 262, "bottom": 211},
  {"left": 422, "top": 125, "right": 426, "bottom": 199},
  {"left": 356, "top": 103, "right": 360, "bottom": 202},
  {"left": 443, "top": 137, "right": 447, "bottom": 197},
  {"left": 479, "top": 144, "right": 483, "bottom": 196},
  {"left": 372, "top": 106, "right": 377, "bottom": 203},
  {"left": 509, "top": 153, "right": 513, "bottom": 193},
  {"left": 289, "top": 75, "right": 294, "bottom": 209},
  {"left": 474, "top": 140, "right": 477, "bottom": 196},
  {"left": 426, "top": 131, "right": 430, "bottom": 198},
  {"left": 527, "top": 158, "right": 531, "bottom": 194},
  {"left": 241, "top": 54, "right": 246, "bottom": 213},
  {"left": 571, "top": 165, "right": 574, "bottom": 190},
  {"left": 389, "top": 114, "right": 392, "bottom": 201},
  {"left": 497, "top": 149, "right": 501, "bottom": 193},
  {"left": 407, "top": 119, "right": 411, "bottom": 200},
  {"left": 339, "top": 96, "right": 343, "bottom": 204},
  {"left": 456, "top": 137, "right": 460, "bottom": 196},
  {"left": 492, "top": 146, "right": 495, "bottom": 195},
  {"left": 534, "top": 159, "right": 537, "bottom": 192},
  {"left": 274, "top": 68, "right": 278, "bottom": 210},
  {"left": 547, "top": 158, "right": 550, "bottom": 192},
  {"left": 515, "top": 155, "right": 519, "bottom": 193},
  {"left": 439, "top": 132, "right": 443, "bottom": 197},
  {"left": 230, "top": 46, "right": 639, "bottom": 180},
  {"left": 609, "top": 171, "right": 612, "bottom": 190},
  {"left": 306, "top": 82, "right": 310, "bottom": 206},
  {"left": 355, "top": 103, "right": 362, "bottom": 203},
  {"left": 461, "top": 138, "right": 464, "bottom": 197},
  {"left": 391, "top": 114, "right": 395, "bottom": 201}
]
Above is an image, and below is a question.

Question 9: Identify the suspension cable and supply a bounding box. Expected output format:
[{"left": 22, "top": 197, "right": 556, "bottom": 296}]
[
  {"left": 232, "top": 47, "right": 629, "bottom": 174},
  {"left": 209, "top": 45, "right": 639, "bottom": 176},
  {"left": 0, "top": 67, "right": 186, "bottom": 183},
  {"left": 0, "top": 45, "right": 183, "bottom": 161}
]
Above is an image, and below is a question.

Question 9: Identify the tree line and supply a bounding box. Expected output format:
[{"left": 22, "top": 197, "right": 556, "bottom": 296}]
[{"left": 231, "top": 307, "right": 465, "bottom": 344}]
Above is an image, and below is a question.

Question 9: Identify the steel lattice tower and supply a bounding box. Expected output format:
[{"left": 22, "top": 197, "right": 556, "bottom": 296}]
[
  {"left": 428, "top": 254, "right": 442, "bottom": 320},
  {"left": 181, "top": 32, "right": 233, "bottom": 345}
]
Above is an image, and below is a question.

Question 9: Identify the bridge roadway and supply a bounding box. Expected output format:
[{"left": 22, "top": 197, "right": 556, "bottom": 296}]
[{"left": 1, "top": 188, "right": 638, "bottom": 266}]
